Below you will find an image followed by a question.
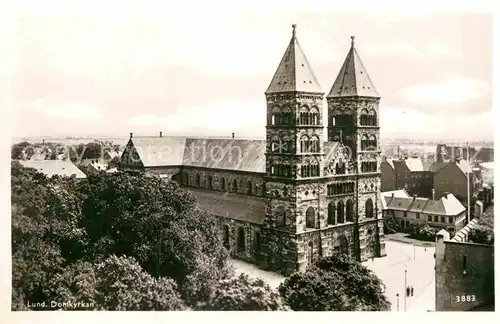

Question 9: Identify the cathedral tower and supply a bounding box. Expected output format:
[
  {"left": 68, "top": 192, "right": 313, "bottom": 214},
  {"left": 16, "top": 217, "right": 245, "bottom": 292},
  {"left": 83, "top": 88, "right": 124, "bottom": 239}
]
[
  {"left": 261, "top": 25, "right": 326, "bottom": 274},
  {"left": 327, "top": 36, "right": 386, "bottom": 260}
]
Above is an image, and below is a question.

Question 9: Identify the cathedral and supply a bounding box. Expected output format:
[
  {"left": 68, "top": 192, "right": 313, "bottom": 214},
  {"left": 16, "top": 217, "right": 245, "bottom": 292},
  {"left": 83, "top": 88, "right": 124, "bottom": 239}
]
[{"left": 120, "top": 25, "right": 386, "bottom": 275}]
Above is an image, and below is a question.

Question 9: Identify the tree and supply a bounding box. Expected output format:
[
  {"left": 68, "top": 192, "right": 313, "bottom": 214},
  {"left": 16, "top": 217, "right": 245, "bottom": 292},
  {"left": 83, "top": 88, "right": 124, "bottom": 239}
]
[
  {"left": 203, "top": 273, "right": 286, "bottom": 311},
  {"left": 279, "top": 253, "right": 391, "bottom": 311},
  {"left": 383, "top": 212, "right": 399, "bottom": 234},
  {"left": 11, "top": 141, "right": 32, "bottom": 160},
  {"left": 46, "top": 256, "right": 185, "bottom": 310}
]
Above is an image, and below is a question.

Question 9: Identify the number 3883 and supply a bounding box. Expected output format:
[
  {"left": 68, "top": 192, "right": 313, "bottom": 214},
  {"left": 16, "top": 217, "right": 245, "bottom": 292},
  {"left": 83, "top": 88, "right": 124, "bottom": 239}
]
[{"left": 456, "top": 295, "right": 476, "bottom": 302}]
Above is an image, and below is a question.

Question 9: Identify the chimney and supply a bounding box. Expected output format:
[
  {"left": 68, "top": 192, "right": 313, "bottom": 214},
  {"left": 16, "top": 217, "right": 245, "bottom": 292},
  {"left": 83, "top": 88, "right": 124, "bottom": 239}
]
[
  {"left": 413, "top": 195, "right": 417, "bottom": 201},
  {"left": 159, "top": 131, "right": 163, "bottom": 138},
  {"left": 443, "top": 192, "right": 449, "bottom": 199},
  {"left": 232, "top": 132, "right": 235, "bottom": 139},
  {"left": 432, "top": 188, "right": 436, "bottom": 200},
  {"left": 130, "top": 132, "right": 133, "bottom": 139},
  {"left": 391, "top": 193, "right": 394, "bottom": 198}
]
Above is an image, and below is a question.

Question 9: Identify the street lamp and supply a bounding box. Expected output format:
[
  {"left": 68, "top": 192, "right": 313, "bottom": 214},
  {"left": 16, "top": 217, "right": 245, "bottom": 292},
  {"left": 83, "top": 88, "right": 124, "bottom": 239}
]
[
  {"left": 396, "top": 293, "right": 400, "bottom": 311},
  {"left": 404, "top": 265, "right": 408, "bottom": 311},
  {"left": 413, "top": 244, "right": 416, "bottom": 260}
]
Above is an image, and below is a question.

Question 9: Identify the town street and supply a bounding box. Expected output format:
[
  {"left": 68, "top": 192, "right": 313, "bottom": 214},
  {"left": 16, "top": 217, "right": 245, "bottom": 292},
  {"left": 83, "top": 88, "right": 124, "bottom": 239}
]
[{"left": 230, "top": 240, "right": 436, "bottom": 311}]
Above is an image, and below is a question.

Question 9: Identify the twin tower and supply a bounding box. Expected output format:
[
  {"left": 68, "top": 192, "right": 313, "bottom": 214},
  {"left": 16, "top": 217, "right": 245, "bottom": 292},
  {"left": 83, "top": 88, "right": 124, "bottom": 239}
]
[{"left": 261, "top": 25, "right": 385, "bottom": 274}]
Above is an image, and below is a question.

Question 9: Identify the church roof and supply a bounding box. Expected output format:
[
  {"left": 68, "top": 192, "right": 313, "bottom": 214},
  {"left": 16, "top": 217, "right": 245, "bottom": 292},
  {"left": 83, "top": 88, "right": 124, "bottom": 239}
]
[
  {"left": 125, "top": 136, "right": 347, "bottom": 175},
  {"left": 327, "top": 36, "right": 379, "bottom": 98},
  {"left": 265, "top": 25, "right": 323, "bottom": 94}
]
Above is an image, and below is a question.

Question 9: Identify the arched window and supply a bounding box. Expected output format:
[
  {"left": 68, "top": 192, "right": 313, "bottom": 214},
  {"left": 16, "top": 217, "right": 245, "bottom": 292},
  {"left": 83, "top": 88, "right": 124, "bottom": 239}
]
[
  {"left": 233, "top": 179, "right": 238, "bottom": 192},
  {"left": 271, "top": 114, "right": 276, "bottom": 125},
  {"left": 368, "top": 135, "right": 377, "bottom": 151},
  {"left": 196, "top": 174, "right": 201, "bottom": 186},
  {"left": 300, "top": 135, "right": 309, "bottom": 153},
  {"left": 223, "top": 225, "right": 230, "bottom": 249},
  {"left": 328, "top": 203, "right": 336, "bottom": 225},
  {"left": 221, "top": 177, "right": 226, "bottom": 191},
  {"left": 306, "top": 207, "right": 315, "bottom": 228},
  {"left": 336, "top": 236, "right": 348, "bottom": 255},
  {"left": 365, "top": 198, "right": 374, "bottom": 218},
  {"left": 237, "top": 227, "right": 246, "bottom": 252},
  {"left": 253, "top": 231, "right": 261, "bottom": 258},
  {"left": 310, "top": 106, "right": 319, "bottom": 125},
  {"left": 276, "top": 206, "right": 286, "bottom": 226},
  {"left": 346, "top": 199, "right": 354, "bottom": 222},
  {"left": 310, "top": 136, "right": 320, "bottom": 153},
  {"left": 360, "top": 109, "right": 369, "bottom": 125},
  {"left": 208, "top": 175, "right": 213, "bottom": 189},
  {"left": 247, "top": 180, "right": 252, "bottom": 195},
  {"left": 368, "top": 109, "right": 377, "bottom": 126},
  {"left": 337, "top": 201, "right": 345, "bottom": 224},
  {"left": 361, "top": 134, "right": 369, "bottom": 151}
]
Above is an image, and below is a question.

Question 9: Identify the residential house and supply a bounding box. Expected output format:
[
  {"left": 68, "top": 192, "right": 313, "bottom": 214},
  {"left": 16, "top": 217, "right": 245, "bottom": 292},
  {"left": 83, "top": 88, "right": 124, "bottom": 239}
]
[
  {"left": 380, "top": 157, "right": 435, "bottom": 198},
  {"left": 379, "top": 189, "right": 410, "bottom": 217},
  {"left": 385, "top": 193, "right": 466, "bottom": 236},
  {"left": 434, "top": 160, "right": 482, "bottom": 205},
  {"left": 18, "top": 160, "right": 87, "bottom": 179}
]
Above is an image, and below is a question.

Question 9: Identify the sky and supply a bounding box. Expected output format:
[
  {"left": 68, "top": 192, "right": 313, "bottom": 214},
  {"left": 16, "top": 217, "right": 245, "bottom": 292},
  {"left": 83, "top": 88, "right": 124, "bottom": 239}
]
[{"left": 2, "top": 1, "right": 494, "bottom": 141}]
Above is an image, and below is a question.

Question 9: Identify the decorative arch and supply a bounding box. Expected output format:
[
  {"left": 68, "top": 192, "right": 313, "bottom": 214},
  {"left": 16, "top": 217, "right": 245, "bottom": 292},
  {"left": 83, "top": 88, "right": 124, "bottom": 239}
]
[
  {"left": 368, "top": 135, "right": 377, "bottom": 151},
  {"left": 306, "top": 207, "right": 315, "bottom": 228},
  {"left": 337, "top": 201, "right": 345, "bottom": 224},
  {"left": 346, "top": 199, "right": 354, "bottom": 222},
  {"left": 327, "top": 202, "right": 336, "bottom": 225},
  {"left": 310, "top": 106, "right": 319, "bottom": 125},
  {"left": 276, "top": 206, "right": 286, "bottom": 226},
  {"left": 310, "top": 135, "right": 320, "bottom": 153},
  {"left": 365, "top": 198, "right": 374, "bottom": 218},
  {"left": 361, "top": 133, "right": 369, "bottom": 151}
]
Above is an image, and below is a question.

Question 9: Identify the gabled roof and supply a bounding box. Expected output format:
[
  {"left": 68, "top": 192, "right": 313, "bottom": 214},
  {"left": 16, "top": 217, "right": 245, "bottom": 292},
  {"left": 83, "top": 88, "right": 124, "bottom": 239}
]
[
  {"left": 457, "top": 160, "right": 473, "bottom": 174},
  {"left": 380, "top": 189, "right": 411, "bottom": 210},
  {"left": 18, "top": 160, "right": 87, "bottom": 179},
  {"left": 189, "top": 187, "right": 266, "bottom": 224},
  {"left": 405, "top": 157, "right": 424, "bottom": 172},
  {"left": 327, "top": 36, "right": 379, "bottom": 98},
  {"left": 386, "top": 192, "right": 465, "bottom": 216},
  {"left": 265, "top": 25, "right": 323, "bottom": 94}
]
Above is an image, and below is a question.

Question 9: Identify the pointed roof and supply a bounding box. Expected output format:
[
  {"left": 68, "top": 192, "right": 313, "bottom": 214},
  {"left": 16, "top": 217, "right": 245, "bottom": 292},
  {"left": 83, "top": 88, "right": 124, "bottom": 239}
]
[
  {"left": 327, "top": 36, "right": 379, "bottom": 98},
  {"left": 265, "top": 25, "right": 323, "bottom": 94}
]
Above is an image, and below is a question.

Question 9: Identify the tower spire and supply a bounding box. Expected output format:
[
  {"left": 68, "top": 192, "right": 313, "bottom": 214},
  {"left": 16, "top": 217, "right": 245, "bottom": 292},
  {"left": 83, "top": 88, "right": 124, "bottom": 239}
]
[
  {"left": 327, "top": 36, "right": 379, "bottom": 98},
  {"left": 265, "top": 25, "right": 323, "bottom": 94}
]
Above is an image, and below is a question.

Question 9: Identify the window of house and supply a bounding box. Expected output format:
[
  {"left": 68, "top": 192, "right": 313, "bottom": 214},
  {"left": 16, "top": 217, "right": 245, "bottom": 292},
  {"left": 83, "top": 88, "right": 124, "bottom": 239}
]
[
  {"left": 441, "top": 216, "right": 445, "bottom": 223},
  {"left": 416, "top": 213, "right": 420, "bottom": 219},
  {"left": 196, "top": 174, "right": 201, "bottom": 186},
  {"left": 221, "top": 177, "right": 226, "bottom": 191},
  {"left": 449, "top": 217, "right": 453, "bottom": 224},
  {"left": 428, "top": 215, "right": 432, "bottom": 221},
  {"left": 223, "top": 225, "right": 230, "bottom": 249},
  {"left": 247, "top": 180, "right": 252, "bottom": 195},
  {"left": 208, "top": 176, "right": 213, "bottom": 189},
  {"left": 404, "top": 211, "right": 408, "bottom": 217},
  {"left": 434, "top": 215, "right": 439, "bottom": 222}
]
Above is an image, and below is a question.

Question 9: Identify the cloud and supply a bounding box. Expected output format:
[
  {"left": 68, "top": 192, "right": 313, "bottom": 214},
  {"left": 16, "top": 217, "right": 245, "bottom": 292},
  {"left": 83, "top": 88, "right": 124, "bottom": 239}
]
[
  {"left": 363, "top": 41, "right": 462, "bottom": 58},
  {"left": 399, "top": 77, "right": 490, "bottom": 104},
  {"left": 31, "top": 98, "right": 101, "bottom": 120},
  {"left": 380, "top": 107, "right": 493, "bottom": 140},
  {"left": 125, "top": 114, "right": 166, "bottom": 127}
]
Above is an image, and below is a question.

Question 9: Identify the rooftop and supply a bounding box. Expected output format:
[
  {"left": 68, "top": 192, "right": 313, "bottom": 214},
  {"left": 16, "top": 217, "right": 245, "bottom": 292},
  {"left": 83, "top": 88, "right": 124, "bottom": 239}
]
[{"left": 18, "top": 160, "right": 87, "bottom": 179}]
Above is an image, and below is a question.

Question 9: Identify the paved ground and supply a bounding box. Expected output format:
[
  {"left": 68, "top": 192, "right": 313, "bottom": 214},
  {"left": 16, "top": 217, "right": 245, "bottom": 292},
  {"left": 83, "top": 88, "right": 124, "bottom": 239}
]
[{"left": 230, "top": 240, "right": 436, "bottom": 312}]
